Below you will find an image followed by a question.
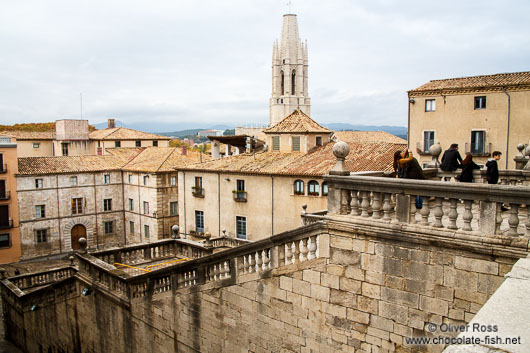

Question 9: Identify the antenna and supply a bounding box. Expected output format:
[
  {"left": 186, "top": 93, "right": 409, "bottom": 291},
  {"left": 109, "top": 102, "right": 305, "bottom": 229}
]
[
  {"left": 80, "top": 93, "right": 83, "bottom": 119},
  {"left": 287, "top": 0, "right": 292, "bottom": 13}
]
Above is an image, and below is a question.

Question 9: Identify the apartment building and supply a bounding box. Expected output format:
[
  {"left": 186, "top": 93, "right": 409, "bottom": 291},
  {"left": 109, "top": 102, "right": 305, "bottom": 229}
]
[{"left": 0, "top": 137, "right": 20, "bottom": 263}]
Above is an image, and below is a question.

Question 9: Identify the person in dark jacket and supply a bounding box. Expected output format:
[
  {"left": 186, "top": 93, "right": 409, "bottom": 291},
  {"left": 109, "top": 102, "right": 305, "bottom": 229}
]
[
  {"left": 394, "top": 149, "right": 425, "bottom": 208},
  {"left": 458, "top": 153, "right": 480, "bottom": 183},
  {"left": 486, "top": 151, "right": 501, "bottom": 184},
  {"left": 441, "top": 144, "right": 463, "bottom": 172}
]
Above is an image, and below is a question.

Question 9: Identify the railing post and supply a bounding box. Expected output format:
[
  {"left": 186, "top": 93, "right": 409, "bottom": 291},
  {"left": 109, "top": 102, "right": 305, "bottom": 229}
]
[
  {"left": 327, "top": 186, "right": 341, "bottom": 215},
  {"left": 479, "top": 201, "right": 497, "bottom": 235},
  {"left": 395, "top": 194, "right": 410, "bottom": 223}
]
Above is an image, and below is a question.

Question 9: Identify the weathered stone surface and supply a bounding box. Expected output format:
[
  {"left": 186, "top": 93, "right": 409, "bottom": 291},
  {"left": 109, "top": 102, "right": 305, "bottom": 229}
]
[{"left": 455, "top": 256, "right": 499, "bottom": 275}]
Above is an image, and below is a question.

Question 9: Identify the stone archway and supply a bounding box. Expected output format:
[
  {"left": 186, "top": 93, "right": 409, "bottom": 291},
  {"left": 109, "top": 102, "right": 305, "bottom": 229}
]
[{"left": 71, "top": 224, "right": 86, "bottom": 250}]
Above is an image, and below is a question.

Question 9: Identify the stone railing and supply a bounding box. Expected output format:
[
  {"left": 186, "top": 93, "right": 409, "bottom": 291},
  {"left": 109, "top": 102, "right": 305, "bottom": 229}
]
[
  {"left": 5, "top": 266, "right": 76, "bottom": 291},
  {"left": 325, "top": 175, "right": 530, "bottom": 237},
  {"left": 435, "top": 169, "right": 530, "bottom": 185},
  {"left": 92, "top": 239, "right": 212, "bottom": 266},
  {"left": 77, "top": 254, "right": 129, "bottom": 299},
  {"left": 209, "top": 236, "right": 250, "bottom": 248}
]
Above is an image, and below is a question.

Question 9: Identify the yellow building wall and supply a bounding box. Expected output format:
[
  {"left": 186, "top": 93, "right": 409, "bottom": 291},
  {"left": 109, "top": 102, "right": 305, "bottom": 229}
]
[
  {"left": 14, "top": 140, "right": 54, "bottom": 157},
  {"left": 409, "top": 89, "right": 530, "bottom": 169},
  {"left": 0, "top": 145, "right": 20, "bottom": 264}
]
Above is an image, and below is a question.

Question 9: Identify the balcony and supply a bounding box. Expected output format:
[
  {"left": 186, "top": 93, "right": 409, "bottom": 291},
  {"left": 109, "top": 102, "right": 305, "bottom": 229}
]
[
  {"left": 192, "top": 186, "right": 204, "bottom": 198},
  {"left": 0, "top": 164, "right": 6, "bottom": 173},
  {"left": 233, "top": 190, "right": 247, "bottom": 202},
  {"left": 0, "top": 219, "right": 13, "bottom": 229},
  {"left": 0, "top": 191, "right": 10, "bottom": 200},
  {"left": 465, "top": 142, "right": 492, "bottom": 157}
]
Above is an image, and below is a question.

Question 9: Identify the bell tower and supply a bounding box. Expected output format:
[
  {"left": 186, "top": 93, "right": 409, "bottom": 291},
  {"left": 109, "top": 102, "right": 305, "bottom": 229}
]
[{"left": 269, "top": 14, "right": 311, "bottom": 126}]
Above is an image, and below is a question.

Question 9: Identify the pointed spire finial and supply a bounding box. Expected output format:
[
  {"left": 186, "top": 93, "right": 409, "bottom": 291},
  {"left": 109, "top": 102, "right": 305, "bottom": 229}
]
[{"left": 287, "top": 0, "right": 292, "bottom": 13}]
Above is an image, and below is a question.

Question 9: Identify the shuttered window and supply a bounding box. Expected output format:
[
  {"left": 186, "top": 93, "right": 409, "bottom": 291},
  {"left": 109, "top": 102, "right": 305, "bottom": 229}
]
[
  {"left": 272, "top": 136, "right": 280, "bottom": 151},
  {"left": 292, "top": 136, "right": 300, "bottom": 152}
]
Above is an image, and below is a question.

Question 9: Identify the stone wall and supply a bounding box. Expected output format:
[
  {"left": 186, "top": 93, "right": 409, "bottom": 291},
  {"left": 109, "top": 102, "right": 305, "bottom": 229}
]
[{"left": 3, "top": 220, "right": 525, "bottom": 353}]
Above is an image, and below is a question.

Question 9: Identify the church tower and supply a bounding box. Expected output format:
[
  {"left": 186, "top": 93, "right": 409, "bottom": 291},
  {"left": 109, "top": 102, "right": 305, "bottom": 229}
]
[{"left": 269, "top": 14, "right": 311, "bottom": 126}]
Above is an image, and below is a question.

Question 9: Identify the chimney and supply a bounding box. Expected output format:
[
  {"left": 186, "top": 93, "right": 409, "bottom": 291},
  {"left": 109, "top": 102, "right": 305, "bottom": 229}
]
[
  {"left": 108, "top": 119, "right": 115, "bottom": 129},
  {"left": 181, "top": 146, "right": 187, "bottom": 155}
]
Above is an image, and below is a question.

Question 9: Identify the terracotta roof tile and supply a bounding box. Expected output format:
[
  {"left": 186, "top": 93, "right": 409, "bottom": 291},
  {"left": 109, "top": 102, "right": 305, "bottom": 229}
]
[
  {"left": 333, "top": 131, "right": 407, "bottom": 144},
  {"left": 18, "top": 155, "right": 132, "bottom": 175},
  {"left": 179, "top": 134, "right": 406, "bottom": 176},
  {"left": 122, "top": 147, "right": 205, "bottom": 172},
  {"left": 89, "top": 127, "right": 170, "bottom": 140},
  {"left": 0, "top": 131, "right": 55, "bottom": 140},
  {"left": 409, "top": 71, "right": 530, "bottom": 93},
  {"left": 264, "top": 108, "right": 332, "bottom": 134}
]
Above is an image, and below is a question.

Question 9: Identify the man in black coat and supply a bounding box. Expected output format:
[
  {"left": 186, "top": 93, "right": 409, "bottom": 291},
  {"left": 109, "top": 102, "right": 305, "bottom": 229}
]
[
  {"left": 441, "top": 144, "right": 463, "bottom": 172},
  {"left": 486, "top": 151, "right": 502, "bottom": 184}
]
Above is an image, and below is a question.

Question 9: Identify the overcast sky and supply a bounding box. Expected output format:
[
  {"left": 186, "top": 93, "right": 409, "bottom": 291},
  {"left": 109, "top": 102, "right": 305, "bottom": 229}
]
[{"left": 1, "top": 0, "right": 529, "bottom": 131}]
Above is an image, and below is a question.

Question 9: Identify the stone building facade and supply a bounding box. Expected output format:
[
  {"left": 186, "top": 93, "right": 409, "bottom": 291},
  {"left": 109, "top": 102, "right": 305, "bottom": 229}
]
[
  {"left": 0, "top": 137, "right": 20, "bottom": 264},
  {"left": 17, "top": 147, "right": 201, "bottom": 259},
  {"left": 408, "top": 71, "right": 530, "bottom": 169}
]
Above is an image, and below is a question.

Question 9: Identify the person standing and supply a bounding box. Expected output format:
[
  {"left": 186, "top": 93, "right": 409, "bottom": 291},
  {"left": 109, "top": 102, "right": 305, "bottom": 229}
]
[
  {"left": 393, "top": 149, "right": 425, "bottom": 208},
  {"left": 441, "top": 143, "right": 463, "bottom": 172},
  {"left": 486, "top": 151, "right": 507, "bottom": 211},
  {"left": 458, "top": 153, "right": 481, "bottom": 183}
]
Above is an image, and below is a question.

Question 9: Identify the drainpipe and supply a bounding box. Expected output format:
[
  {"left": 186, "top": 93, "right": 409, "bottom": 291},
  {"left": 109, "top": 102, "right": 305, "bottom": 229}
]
[
  {"left": 407, "top": 93, "right": 411, "bottom": 149},
  {"left": 501, "top": 87, "right": 511, "bottom": 169},
  {"left": 218, "top": 172, "right": 221, "bottom": 237},
  {"left": 271, "top": 176, "right": 274, "bottom": 236}
]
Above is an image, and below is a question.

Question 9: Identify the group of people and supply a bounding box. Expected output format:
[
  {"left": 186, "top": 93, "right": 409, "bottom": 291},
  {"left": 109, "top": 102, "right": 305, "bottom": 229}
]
[{"left": 392, "top": 144, "right": 505, "bottom": 209}]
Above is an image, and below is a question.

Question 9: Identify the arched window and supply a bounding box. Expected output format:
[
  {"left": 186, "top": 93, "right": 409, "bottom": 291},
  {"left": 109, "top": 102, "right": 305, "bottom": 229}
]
[
  {"left": 291, "top": 70, "right": 296, "bottom": 95},
  {"left": 281, "top": 71, "right": 285, "bottom": 95},
  {"left": 294, "top": 180, "right": 304, "bottom": 195},
  {"left": 308, "top": 180, "right": 320, "bottom": 196},
  {"left": 322, "top": 182, "right": 328, "bottom": 196}
]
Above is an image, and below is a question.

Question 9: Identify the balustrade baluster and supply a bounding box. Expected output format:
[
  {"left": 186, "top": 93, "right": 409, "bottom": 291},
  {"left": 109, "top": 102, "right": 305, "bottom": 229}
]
[
  {"left": 263, "top": 250, "right": 270, "bottom": 270},
  {"left": 382, "top": 193, "right": 392, "bottom": 221},
  {"left": 462, "top": 200, "right": 473, "bottom": 231},
  {"left": 410, "top": 197, "right": 417, "bottom": 224},
  {"left": 420, "top": 197, "right": 430, "bottom": 225},
  {"left": 301, "top": 238, "right": 309, "bottom": 261},
  {"left": 360, "top": 191, "right": 370, "bottom": 217},
  {"left": 433, "top": 197, "right": 444, "bottom": 228},
  {"left": 256, "top": 251, "right": 263, "bottom": 272},
  {"left": 447, "top": 199, "right": 458, "bottom": 230},
  {"left": 350, "top": 190, "right": 360, "bottom": 216},
  {"left": 286, "top": 242, "right": 293, "bottom": 265},
  {"left": 372, "top": 193, "right": 381, "bottom": 219},
  {"left": 308, "top": 235, "right": 317, "bottom": 260},
  {"left": 224, "top": 261, "right": 231, "bottom": 278},
  {"left": 278, "top": 244, "right": 285, "bottom": 266},
  {"left": 495, "top": 204, "right": 503, "bottom": 234},
  {"left": 248, "top": 253, "right": 255, "bottom": 273},
  {"left": 508, "top": 204, "right": 520, "bottom": 236},
  {"left": 294, "top": 241, "right": 301, "bottom": 263}
]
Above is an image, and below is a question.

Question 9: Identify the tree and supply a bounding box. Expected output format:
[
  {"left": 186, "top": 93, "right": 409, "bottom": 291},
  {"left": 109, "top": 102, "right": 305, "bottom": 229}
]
[{"left": 223, "top": 129, "right": 235, "bottom": 136}]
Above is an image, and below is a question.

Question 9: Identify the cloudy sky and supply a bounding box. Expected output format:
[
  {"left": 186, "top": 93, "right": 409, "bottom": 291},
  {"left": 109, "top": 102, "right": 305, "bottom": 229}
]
[{"left": 1, "top": 0, "right": 529, "bottom": 131}]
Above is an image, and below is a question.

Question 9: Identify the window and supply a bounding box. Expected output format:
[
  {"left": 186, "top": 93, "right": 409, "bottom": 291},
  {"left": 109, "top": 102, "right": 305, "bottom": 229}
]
[
  {"left": 128, "top": 174, "right": 133, "bottom": 184},
  {"left": 70, "top": 176, "right": 78, "bottom": 186},
  {"left": 128, "top": 198, "right": 134, "bottom": 211},
  {"left": 33, "top": 143, "right": 40, "bottom": 148},
  {"left": 104, "top": 221, "right": 113, "bottom": 235},
  {"left": 322, "top": 182, "right": 328, "bottom": 196},
  {"left": 144, "top": 225, "right": 150, "bottom": 238},
  {"left": 103, "top": 174, "right": 110, "bottom": 184},
  {"left": 281, "top": 70, "right": 285, "bottom": 95},
  {"left": 153, "top": 141, "right": 158, "bottom": 147},
  {"left": 236, "top": 179, "right": 245, "bottom": 192},
  {"left": 170, "top": 176, "right": 177, "bottom": 186},
  {"left": 62, "top": 143, "right": 68, "bottom": 156},
  {"left": 35, "top": 229, "right": 47, "bottom": 244},
  {"left": 195, "top": 210, "right": 204, "bottom": 233},
  {"left": 471, "top": 131, "right": 486, "bottom": 154},
  {"left": 423, "top": 131, "right": 435, "bottom": 153},
  {"left": 135, "top": 141, "right": 141, "bottom": 147},
  {"left": 425, "top": 99, "right": 436, "bottom": 112},
  {"left": 129, "top": 221, "right": 134, "bottom": 235},
  {"left": 474, "top": 96, "right": 486, "bottom": 110},
  {"left": 115, "top": 141, "right": 121, "bottom": 147},
  {"left": 143, "top": 175, "right": 149, "bottom": 185},
  {"left": 35, "top": 205, "right": 45, "bottom": 219},
  {"left": 316, "top": 136, "right": 322, "bottom": 146},
  {"left": 194, "top": 176, "right": 202, "bottom": 188},
  {"left": 35, "top": 179, "right": 43, "bottom": 189},
  {"left": 0, "top": 233, "right": 9, "bottom": 248},
  {"left": 308, "top": 180, "right": 320, "bottom": 196},
  {"left": 291, "top": 70, "right": 296, "bottom": 94},
  {"left": 292, "top": 136, "right": 300, "bottom": 152},
  {"left": 294, "top": 180, "right": 304, "bottom": 195},
  {"left": 272, "top": 136, "right": 280, "bottom": 151},
  {"left": 236, "top": 216, "right": 247, "bottom": 239},
  {"left": 72, "top": 198, "right": 83, "bottom": 214},
  {"left": 143, "top": 201, "right": 149, "bottom": 214},
  {"left": 103, "top": 199, "right": 112, "bottom": 211},
  {"left": 170, "top": 202, "right": 178, "bottom": 216}
]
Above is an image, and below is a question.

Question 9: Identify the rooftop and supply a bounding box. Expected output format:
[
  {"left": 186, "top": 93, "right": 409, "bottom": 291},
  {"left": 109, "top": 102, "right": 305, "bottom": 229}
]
[
  {"left": 409, "top": 71, "right": 530, "bottom": 94},
  {"left": 264, "top": 108, "right": 331, "bottom": 134},
  {"left": 88, "top": 127, "right": 170, "bottom": 141},
  {"left": 0, "top": 131, "right": 55, "bottom": 140}
]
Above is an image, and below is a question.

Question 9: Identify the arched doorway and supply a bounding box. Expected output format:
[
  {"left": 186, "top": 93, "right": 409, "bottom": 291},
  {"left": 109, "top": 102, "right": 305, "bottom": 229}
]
[{"left": 71, "top": 224, "right": 86, "bottom": 250}]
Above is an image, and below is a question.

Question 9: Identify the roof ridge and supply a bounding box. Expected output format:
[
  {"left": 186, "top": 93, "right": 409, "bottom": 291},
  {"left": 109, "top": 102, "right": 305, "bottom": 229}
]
[
  {"left": 155, "top": 147, "right": 177, "bottom": 172},
  {"left": 121, "top": 147, "right": 146, "bottom": 168},
  {"left": 428, "top": 71, "right": 530, "bottom": 83}
]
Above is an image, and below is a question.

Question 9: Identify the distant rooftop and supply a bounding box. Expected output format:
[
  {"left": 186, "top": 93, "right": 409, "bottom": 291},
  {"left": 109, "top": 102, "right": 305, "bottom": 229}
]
[
  {"left": 264, "top": 108, "right": 331, "bottom": 134},
  {"left": 88, "top": 127, "right": 170, "bottom": 141},
  {"left": 0, "top": 131, "right": 55, "bottom": 140}
]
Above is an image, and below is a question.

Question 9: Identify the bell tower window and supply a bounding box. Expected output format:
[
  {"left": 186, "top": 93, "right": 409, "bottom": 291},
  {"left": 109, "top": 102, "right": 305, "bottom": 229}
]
[
  {"left": 281, "top": 71, "right": 285, "bottom": 95},
  {"left": 291, "top": 70, "right": 296, "bottom": 95}
]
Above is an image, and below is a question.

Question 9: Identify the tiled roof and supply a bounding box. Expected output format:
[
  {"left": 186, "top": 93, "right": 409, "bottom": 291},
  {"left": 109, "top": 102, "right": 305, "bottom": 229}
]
[
  {"left": 333, "top": 131, "right": 407, "bottom": 144},
  {"left": 122, "top": 147, "right": 205, "bottom": 172},
  {"left": 89, "top": 127, "right": 170, "bottom": 140},
  {"left": 179, "top": 137, "right": 406, "bottom": 176},
  {"left": 0, "top": 131, "right": 55, "bottom": 140},
  {"left": 264, "top": 108, "right": 332, "bottom": 134},
  {"left": 409, "top": 71, "right": 530, "bottom": 93},
  {"left": 18, "top": 155, "right": 133, "bottom": 175}
]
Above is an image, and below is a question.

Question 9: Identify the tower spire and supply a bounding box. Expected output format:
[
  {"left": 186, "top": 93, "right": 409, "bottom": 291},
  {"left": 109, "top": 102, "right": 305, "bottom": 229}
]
[{"left": 269, "top": 14, "right": 311, "bottom": 126}]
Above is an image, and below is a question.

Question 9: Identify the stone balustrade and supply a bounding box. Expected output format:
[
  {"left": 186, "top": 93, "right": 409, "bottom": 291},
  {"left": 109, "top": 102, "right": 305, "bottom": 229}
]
[
  {"left": 324, "top": 175, "right": 530, "bottom": 237},
  {"left": 77, "top": 255, "right": 129, "bottom": 299},
  {"left": 435, "top": 169, "right": 530, "bottom": 185},
  {"left": 209, "top": 236, "right": 251, "bottom": 248},
  {"left": 6, "top": 266, "right": 76, "bottom": 291}
]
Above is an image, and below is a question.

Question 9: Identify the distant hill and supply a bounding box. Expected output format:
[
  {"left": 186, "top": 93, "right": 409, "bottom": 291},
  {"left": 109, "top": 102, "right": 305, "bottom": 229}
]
[
  {"left": 92, "top": 120, "right": 128, "bottom": 130},
  {"left": 0, "top": 122, "right": 96, "bottom": 132},
  {"left": 156, "top": 129, "right": 203, "bottom": 138}
]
